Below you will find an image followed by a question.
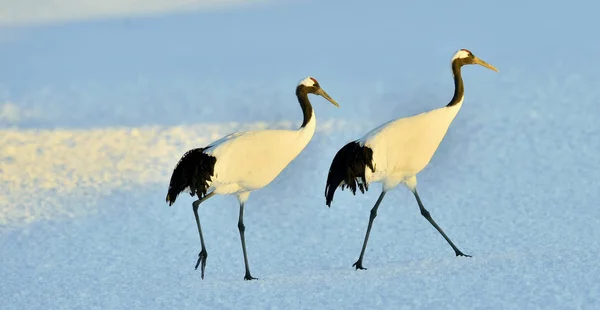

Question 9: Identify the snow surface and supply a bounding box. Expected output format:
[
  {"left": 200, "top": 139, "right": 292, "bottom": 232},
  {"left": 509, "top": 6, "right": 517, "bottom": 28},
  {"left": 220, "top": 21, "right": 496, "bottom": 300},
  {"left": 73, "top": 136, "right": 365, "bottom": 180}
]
[{"left": 2, "top": 0, "right": 600, "bottom": 309}]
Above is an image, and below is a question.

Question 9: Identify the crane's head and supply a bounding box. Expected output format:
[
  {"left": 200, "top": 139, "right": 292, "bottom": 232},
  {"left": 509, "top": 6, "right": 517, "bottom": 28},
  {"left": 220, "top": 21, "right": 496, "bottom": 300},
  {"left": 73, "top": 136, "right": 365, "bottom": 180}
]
[
  {"left": 452, "top": 49, "right": 499, "bottom": 72},
  {"left": 297, "top": 76, "right": 340, "bottom": 107}
]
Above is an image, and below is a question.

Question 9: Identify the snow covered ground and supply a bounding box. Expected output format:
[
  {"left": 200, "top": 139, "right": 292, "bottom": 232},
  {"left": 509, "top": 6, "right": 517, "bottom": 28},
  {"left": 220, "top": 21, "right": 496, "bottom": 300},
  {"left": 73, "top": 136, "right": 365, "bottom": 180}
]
[{"left": 2, "top": 0, "right": 600, "bottom": 309}]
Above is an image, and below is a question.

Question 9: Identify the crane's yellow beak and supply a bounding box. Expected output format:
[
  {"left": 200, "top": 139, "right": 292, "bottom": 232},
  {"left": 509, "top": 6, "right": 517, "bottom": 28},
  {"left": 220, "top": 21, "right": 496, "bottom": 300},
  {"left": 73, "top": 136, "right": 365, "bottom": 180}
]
[
  {"left": 474, "top": 57, "right": 499, "bottom": 72},
  {"left": 316, "top": 88, "right": 340, "bottom": 108}
]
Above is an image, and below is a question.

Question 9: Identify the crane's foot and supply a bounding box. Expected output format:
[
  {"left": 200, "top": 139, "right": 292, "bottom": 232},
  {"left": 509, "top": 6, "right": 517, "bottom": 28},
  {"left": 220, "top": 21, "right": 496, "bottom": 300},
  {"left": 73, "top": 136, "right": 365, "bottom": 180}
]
[
  {"left": 244, "top": 272, "right": 258, "bottom": 281},
  {"left": 352, "top": 259, "right": 367, "bottom": 270},
  {"left": 195, "top": 248, "right": 208, "bottom": 279},
  {"left": 455, "top": 250, "right": 472, "bottom": 258}
]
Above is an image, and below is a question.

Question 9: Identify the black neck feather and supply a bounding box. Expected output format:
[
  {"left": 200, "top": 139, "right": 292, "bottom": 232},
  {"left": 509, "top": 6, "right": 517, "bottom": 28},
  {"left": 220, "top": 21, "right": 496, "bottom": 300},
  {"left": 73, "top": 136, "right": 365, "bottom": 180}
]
[
  {"left": 446, "top": 60, "right": 465, "bottom": 107},
  {"left": 296, "top": 86, "right": 313, "bottom": 128}
]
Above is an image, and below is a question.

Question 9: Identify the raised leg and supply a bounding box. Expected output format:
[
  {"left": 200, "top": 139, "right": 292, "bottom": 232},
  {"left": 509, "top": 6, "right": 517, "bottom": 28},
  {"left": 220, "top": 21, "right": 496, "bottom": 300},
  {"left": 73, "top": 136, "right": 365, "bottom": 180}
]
[
  {"left": 412, "top": 189, "right": 471, "bottom": 257},
  {"left": 192, "top": 191, "right": 216, "bottom": 279},
  {"left": 238, "top": 203, "right": 257, "bottom": 280},
  {"left": 353, "top": 190, "right": 387, "bottom": 270}
]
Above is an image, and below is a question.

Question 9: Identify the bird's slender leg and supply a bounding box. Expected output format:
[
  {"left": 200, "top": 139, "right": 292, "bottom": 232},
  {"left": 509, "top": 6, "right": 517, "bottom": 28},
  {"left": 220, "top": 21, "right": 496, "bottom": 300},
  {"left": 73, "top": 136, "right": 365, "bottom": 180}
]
[
  {"left": 192, "top": 191, "right": 216, "bottom": 279},
  {"left": 238, "top": 202, "right": 257, "bottom": 280},
  {"left": 353, "top": 190, "right": 387, "bottom": 270},
  {"left": 412, "top": 189, "right": 471, "bottom": 257}
]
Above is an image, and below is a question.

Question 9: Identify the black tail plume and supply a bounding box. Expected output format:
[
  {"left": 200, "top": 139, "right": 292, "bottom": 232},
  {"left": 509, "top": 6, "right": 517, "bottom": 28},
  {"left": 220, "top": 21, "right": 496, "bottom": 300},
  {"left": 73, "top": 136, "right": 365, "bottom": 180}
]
[
  {"left": 166, "top": 148, "right": 217, "bottom": 206},
  {"left": 325, "top": 141, "right": 375, "bottom": 207}
]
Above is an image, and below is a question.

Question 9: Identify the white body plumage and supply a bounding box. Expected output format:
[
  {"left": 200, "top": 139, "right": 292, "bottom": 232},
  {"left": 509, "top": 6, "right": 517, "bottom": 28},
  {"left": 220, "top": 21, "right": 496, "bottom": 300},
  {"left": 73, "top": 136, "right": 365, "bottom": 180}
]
[
  {"left": 198, "top": 112, "right": 316, "bottom": 202},
  {"left": 360, "top": 98, "right": 463, "bottom": 191}
]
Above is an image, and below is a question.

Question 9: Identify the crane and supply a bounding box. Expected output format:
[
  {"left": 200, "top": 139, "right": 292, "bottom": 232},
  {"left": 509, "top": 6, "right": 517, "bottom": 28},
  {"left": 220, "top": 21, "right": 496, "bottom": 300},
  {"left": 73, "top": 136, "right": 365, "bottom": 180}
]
[
  {"left": 167, "top": 77, "right": 339, "bottom": 280},
  {"left": 324, "top": 49, "right": 498, "bottom": 270}
]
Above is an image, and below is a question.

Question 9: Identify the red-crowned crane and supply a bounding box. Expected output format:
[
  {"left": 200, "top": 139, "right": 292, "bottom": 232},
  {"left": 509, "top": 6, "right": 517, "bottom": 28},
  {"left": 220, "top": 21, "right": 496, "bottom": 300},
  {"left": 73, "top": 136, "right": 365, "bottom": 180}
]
[
  {"left": 167, "top": 77, "right": 339, "bottom": 280},
  {"left": 324, "top": 49, "right": 498, "bottom": 270}
]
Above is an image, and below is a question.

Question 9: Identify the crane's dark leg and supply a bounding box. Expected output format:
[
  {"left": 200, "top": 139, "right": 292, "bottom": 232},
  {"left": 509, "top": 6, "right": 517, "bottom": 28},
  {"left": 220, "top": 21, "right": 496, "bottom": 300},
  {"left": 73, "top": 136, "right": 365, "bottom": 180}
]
[
  {"left": 353, "top": 190, "right": 387, "bottom": 270},
  {"left": 238, "top": 202, "right": 257, "bottom": 280},
  {"left": 412, "top": 189, "right": 471, "bottom": 257},
  {"left": 192, "top": 191, "right": 216, "bottom": 279}
]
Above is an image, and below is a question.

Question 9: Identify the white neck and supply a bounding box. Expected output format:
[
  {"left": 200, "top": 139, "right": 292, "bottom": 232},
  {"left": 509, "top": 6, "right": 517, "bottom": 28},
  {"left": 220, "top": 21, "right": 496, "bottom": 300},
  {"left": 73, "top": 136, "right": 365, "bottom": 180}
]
[
  {"left": 290, "top": 110, "right": 316, "bottom": 157},
  {"left": 446, "top": 96, "right": 464, "bottom": 121},
  {"left": 299, "top": 110, "right": 316, "bottom": 137}
]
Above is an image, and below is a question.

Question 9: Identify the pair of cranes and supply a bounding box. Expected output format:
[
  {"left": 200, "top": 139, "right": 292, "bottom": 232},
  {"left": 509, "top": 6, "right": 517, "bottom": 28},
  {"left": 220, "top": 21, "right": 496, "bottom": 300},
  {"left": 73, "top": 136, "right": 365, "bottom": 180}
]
[{"left": 166, "top": 49, "right": 499, "bottom": 280}]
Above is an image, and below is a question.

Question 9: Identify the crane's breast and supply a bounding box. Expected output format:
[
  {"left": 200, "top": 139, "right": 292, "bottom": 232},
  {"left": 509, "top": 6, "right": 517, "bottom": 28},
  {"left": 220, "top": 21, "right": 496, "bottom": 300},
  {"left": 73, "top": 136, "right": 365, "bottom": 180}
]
[
  {"left": 206, "top": 129, "right": 310, "bottom": 191},
  {"left": 362, "top": 107, "right": 457, "bottom": 178}
]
